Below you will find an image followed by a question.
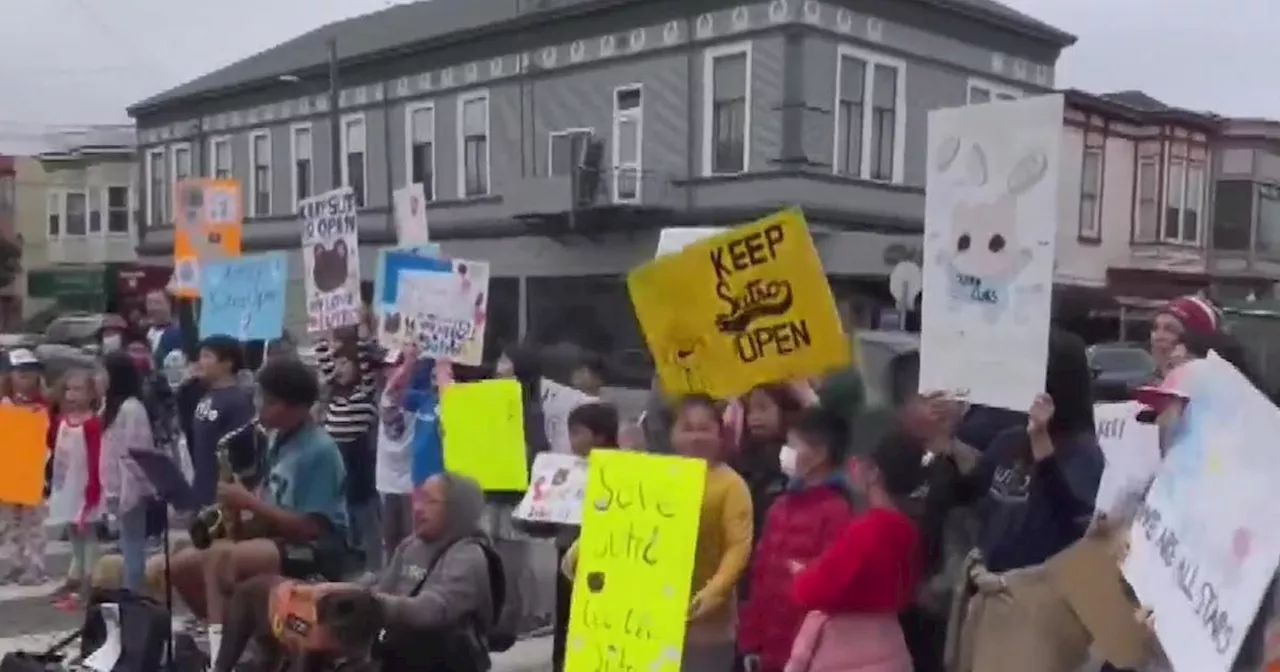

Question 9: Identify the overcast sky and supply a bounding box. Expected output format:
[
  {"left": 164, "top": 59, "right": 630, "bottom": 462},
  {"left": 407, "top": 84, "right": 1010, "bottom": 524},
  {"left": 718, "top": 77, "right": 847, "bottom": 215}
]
[{"left": 0, "top": 0, "right": 1269, "bottom": 149}]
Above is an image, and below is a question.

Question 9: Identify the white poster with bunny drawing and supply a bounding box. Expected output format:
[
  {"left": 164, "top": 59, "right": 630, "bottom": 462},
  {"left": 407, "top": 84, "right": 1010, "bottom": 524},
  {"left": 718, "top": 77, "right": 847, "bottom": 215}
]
[
  {"left": 918, "top": 94, "right": 1063, "bottom": 411},
  {"left": 300, "top": 187, "right": 362, "bottom": 333}
]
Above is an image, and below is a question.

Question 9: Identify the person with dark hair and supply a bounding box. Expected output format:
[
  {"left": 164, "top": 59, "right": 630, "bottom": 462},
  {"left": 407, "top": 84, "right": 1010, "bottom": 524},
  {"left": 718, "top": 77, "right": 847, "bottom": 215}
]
[
  {"left": 732, "top": 384, "right": 805, "bottom": 549},
  {"left": 165, "top": 357, "right": 350, "bottom": 665},
  {"left": 99, "top": 351, "right": 163, "bottom": 594},
  {"left": 926, "top": 327, "right": 1104, "bottom": 671},
  {"left": 563, "top": 394, "right": 753, "bottom": 672},
  {"left": 190, "top": 335, "right": 256, "bottom": 508},
  {"left": 320, "top": 338, "right": 381, "bottom": 571},
  {"left": 97, "top": 314, "right": 129, "bottom": 354},
  {"left": 738, "top": 403, "right": 855, "bottom": 672},
  {"left": 782, "top": 425, "right": 924, "bottom": 672},
  {"left": 122, "top": 330, "right": 182, "bottom": 472},
  {"left": 568, "top": 353, "right": 606, "bottom": 397}
]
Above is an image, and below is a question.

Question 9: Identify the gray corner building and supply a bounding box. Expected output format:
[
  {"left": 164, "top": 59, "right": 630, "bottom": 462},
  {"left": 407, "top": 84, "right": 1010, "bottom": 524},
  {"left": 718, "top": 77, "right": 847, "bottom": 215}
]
[{"left": 128, "top": 0, "right": 1072, "bottom": 379}]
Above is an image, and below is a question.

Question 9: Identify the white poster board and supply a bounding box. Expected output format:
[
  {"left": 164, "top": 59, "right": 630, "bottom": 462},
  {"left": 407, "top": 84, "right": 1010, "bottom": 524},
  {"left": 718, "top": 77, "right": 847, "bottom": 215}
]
[
  {"left": 540, "top": 378, "right": 597, "bottom": 453},
  {"left": 1122, "top": 354, "right": 1280, "bottom": 672},
  {"left": 393, "top": 183, "right": 430, "bottom": 246},
  {"left": 654, "top": 227, "right": 725, "bottom": 257},
  {"left": 300, "top": 187, "right": 362, "bottom": 333},
  {"left": 513, "top": 452, "right": 589, "bottom": 525},
  {"left": 1093, "top": 401, "right": 1161, "bottom": 520},
  {"left": 395, "top": 258, "right": 490, "bottom": 366},
  {"left": 918, "top": 94, "right": 1063, "bottom": 411}
]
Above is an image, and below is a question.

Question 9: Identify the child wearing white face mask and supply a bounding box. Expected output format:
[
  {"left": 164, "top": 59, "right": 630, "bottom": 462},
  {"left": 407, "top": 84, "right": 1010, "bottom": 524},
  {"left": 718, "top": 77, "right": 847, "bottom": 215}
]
[{"left": 738, "top": 406, "right": 857, "bottom": 672}]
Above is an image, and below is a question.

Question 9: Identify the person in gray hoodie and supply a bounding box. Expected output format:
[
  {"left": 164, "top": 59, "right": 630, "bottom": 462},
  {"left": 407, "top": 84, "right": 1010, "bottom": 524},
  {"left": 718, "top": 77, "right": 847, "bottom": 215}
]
[{"left": 372, "top": 471, "right": 509, "bottom": 672}]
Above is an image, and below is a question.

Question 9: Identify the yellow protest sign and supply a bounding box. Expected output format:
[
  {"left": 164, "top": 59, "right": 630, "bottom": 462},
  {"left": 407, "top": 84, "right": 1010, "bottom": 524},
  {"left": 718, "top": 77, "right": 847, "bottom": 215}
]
[
  {"left": 440, "top": 379, "right": 530, "bottom": 491},
  {"left": 0, "top": 406, "right": 52, "bottom": 506},
  {"left": 565, "top": 450, "right": 707, "bottom": 672},
  {"left": 628, "top": 208, "right": 849, "bottom": 399}
]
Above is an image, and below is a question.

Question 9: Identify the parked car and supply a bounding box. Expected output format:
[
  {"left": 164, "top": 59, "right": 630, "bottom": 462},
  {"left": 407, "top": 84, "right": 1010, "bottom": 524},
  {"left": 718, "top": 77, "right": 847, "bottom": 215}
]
[
  {"left": 1088, "top": 342, "right": 1156, "bottom": 402},
  {"left": 43, "top": 313, "right": 110, "bottom": 348}
]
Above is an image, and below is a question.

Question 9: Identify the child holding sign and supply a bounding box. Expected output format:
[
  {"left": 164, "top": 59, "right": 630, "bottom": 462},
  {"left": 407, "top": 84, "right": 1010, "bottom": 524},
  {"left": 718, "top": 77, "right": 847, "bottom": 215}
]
[{"left": 0, "top": 350, "right": 54, "bottom": 586}]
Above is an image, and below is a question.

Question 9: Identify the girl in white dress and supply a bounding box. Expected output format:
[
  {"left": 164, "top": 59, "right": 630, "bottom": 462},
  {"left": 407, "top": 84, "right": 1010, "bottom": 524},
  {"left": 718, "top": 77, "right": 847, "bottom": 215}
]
[{"left": 46, "top": 369, "right": 104, "bottom": 604}]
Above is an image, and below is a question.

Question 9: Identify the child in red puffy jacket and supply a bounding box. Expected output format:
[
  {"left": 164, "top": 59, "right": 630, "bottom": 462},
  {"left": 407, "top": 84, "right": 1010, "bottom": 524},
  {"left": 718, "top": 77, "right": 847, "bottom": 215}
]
[
  {"left": 738, "top": 404, "right": 854, "bottom": 672},
  {"left": 784, "top": 429, "right": 927, "bottom": 672}
]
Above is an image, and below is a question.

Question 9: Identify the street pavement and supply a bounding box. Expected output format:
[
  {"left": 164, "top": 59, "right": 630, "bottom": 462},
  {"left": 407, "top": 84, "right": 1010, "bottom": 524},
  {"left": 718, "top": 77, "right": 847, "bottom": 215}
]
[{"left": 0, "top": 529, "right": 555, "bottom": 671}]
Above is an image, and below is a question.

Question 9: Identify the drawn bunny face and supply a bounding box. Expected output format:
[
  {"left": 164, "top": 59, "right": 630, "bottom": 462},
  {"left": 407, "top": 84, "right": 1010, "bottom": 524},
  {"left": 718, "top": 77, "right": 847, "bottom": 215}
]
[{"left": 949, "top": 194, "right": 1020, "bottom": 279}]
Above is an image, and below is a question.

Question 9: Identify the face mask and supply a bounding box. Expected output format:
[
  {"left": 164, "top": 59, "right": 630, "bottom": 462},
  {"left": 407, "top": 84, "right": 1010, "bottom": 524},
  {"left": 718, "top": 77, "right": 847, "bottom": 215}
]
[
  {"left": 102, "top": 334, "right": 123, "bottom": 352},
  {"left": 778, "top": 444, "right": 798, "bottom": 478}
]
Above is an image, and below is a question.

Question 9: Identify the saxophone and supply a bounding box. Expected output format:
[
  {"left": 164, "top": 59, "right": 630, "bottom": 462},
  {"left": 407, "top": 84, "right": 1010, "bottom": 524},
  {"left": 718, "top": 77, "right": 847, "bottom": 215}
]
[{"left": 190, "top": 418, "right": 268, "bottom": 549}]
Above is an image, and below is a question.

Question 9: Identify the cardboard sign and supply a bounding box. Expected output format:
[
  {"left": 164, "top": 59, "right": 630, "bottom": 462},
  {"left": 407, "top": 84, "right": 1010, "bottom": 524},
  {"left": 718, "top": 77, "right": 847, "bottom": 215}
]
[
  {"left": 918, "top": 95, "right": 1063, "bottom": 411},
  {"left": 565, "top": 451, "right": 706, "bottom": 672},
  {"left": 1046, "top": 535, "right": 1152, "bottom": 670},
  {"left": 197, "top": 252, "right": 287, "bottom": 340},
  {"left": 373, "top": 246, "right": 441, "bottom": 351},
  {"left": 172, "top": 178, "right": 243, "bottom": 297},
  {"left": 628, "top": 208, "right": 848, "bottom": 399},
  {"left": 1094, "top": 401, "right": 1161, "bottom": 519},
  {"left": 393, "top": 183, "right": 430, "bottom": 246},
  {"left": 513, "top": 453, "right": 589, "bottom": 525},
  {"left": 395, "top": 257, "right": 490, "bottom": 366},
  {"left": 1123, "top": 354, "right": 1280, "bottom": 672},
  {"left": 440, "top": 380, "right": 529, "bottom": 491},
  {"left": 0, "top": 405, "right": 52, "bottom": 506},
  {"left": 300, "top": 187, "right": 362, "bottom": 333}
]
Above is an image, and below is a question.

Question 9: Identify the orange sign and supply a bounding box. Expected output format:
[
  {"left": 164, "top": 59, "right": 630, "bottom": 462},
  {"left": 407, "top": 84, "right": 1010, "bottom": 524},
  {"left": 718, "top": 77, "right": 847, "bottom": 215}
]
[
  {"left": 0, "top": 405, "right": 52, "bottom": 506},
  {"left": 172, "top": 178, "right": 243, "bottom": 297}
]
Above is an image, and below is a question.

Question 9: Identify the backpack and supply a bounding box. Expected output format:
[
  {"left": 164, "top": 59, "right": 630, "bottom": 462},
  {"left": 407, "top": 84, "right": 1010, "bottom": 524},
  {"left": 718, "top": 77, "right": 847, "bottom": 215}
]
[{"left": 376, "top": 535, "right": 511, "bottom": 672}]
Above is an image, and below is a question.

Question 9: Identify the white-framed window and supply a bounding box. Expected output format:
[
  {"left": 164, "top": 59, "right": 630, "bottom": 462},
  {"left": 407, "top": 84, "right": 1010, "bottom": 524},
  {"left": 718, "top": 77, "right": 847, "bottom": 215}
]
[
  {"left": 290, "top": 123, "right": 313, "bottom": 210},
  {"left": 1078, "top": 147, "right": 1103, "bottom": 240},
  {"left": 46, "top": 190, "right": 61, "bottom": 238},
  {"left": 1163, "top": 157, "right": 1205, "bottom": 244},
  {"left": 703, "top": 42, "right": 752, "bottom": 176},
  {"left": 209, "top": 136, "right": 232, "bottom": 180},
  {"left": 1136, "top": 157, "right": 1159, "bottom": 241},
  {"left": 249, "top": 129, "right": 272, "bottom": 217},
  {"left": 549, "top": 128, "right": 594, "bottom": 178},
  {"left": 458, "top": 90, "right": 490, "bottom": 197},
  {"left": 65, "top": 191, "right": 87, "bottom": 236},
  {"left": 405, "top": 102, "right": 437, "bottom": 201},
  {"left": 966, "top": 77, "right": 1021, "bottom": 104},
  {"left": 145, "top": 147, "right": 167, "bottom": 227},
  {"left": 612, "top": 84, "right": 643, "bottom": 202},
  {"left": 171, "top": 142, "right": 192, "bottom": 202},
  {"left": 834, "top": 45, "right": 906, "bottom": 183},
  {"left": 341, "top": 114, "right": 367, "bottom": 207},
  {"left": 88, "top": 189, "right": 103, "bottom": 235},
  {"left": 106, "top": 186, "right": 131, "bottom": 234}
]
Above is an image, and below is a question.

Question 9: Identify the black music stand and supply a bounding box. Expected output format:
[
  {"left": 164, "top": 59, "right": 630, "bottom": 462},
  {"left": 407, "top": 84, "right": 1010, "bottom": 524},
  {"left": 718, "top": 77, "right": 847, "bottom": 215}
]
[{"left": 130, "top": 450, "right": 201, "bottom": 669}]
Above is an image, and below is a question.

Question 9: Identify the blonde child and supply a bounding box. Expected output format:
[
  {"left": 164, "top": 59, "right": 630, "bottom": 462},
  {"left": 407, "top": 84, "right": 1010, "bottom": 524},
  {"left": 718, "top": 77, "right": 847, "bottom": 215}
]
[
  {"left": 46, "top": 368, "right": 104, "bottom": 605},
  {"left": 1, "top": 349, "right": 54, "bottom": 585}
]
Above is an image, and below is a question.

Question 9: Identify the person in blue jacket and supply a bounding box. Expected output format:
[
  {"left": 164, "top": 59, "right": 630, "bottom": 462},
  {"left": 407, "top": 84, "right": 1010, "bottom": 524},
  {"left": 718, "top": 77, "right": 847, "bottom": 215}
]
[{"left": 382, "top": 347, "right": 444, "bottom": 488}]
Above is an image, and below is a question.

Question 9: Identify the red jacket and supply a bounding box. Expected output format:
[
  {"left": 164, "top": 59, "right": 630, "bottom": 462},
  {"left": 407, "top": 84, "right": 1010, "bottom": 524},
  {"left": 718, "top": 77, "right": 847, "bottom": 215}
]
[
  {"left": 792, "top": 506, "right": 922, "bottom": 614},
  {"left": 738, "top": 478, "right": 854, "bottom": 672}
]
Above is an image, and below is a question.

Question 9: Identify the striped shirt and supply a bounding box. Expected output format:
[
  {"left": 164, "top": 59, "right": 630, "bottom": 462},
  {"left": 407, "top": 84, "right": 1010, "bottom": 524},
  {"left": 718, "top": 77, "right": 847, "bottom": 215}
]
[{"left": 316, "top": 338, "right": 380, "bottom": 443}]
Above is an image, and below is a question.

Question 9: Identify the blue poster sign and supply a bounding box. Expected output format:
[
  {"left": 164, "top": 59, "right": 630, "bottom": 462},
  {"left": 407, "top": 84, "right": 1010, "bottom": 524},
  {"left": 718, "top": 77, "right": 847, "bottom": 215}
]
[{"left": 198, "top": 252, "right": 288, "bottom": 340}]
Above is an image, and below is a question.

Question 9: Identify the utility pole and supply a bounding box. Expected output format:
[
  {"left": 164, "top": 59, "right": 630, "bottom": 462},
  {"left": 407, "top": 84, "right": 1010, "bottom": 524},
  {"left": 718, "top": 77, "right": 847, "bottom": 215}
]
[{"left": 328, "top": 37, "right": 343, "bottom": 190}]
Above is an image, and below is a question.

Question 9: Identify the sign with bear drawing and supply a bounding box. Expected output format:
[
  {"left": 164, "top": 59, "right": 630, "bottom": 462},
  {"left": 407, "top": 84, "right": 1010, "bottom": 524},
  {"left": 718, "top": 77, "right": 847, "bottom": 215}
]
[
  {"left": 918, "top": 94, "right": 1063, "bottom": 411},
  {"left": 627, "top": 208, "right": 849, "bottom": 400},
  {"left": 300, "top": 187, "right": 362, "bottom": 333}
]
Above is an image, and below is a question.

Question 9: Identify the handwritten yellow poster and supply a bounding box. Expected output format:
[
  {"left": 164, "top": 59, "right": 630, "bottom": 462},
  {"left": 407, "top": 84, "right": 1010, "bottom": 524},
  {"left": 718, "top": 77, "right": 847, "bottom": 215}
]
[
  {"left": 628, "top": 208, "right": 849, "bottom": 399},
  {"left": 440, "top": 379, "right": 530, "bottom": 491},
  {"left": 0, "top": 406, "right": 52, "bottom": 506},
  {"left": 173, "top": 178, "right": 244, "bottom": 298},
  {"left": 565, "top": 450, "right": 707, "bottom": 672}
]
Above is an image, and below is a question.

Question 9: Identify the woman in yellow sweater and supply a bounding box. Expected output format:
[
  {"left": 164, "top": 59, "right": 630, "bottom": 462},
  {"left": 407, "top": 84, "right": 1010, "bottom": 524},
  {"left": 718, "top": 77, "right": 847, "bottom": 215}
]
[{"left": 563, "top": 394, "right": 754, "bottom": 672}]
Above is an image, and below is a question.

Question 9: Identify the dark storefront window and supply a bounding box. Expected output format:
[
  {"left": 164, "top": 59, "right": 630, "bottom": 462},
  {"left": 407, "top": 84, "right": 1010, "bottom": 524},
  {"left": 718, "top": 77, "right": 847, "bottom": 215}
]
[
  {"left": 1213, "top": 180, "right": 1254, "bottom": 252},
  {"left": 484, "top": 277, "right": 520, "bottom": 367},
  {"left": 1259, "top": 184, "right": 1280, "bottom": 256},
  {"left": 526, "top": 275, "right": 651, "bottom": 387}
]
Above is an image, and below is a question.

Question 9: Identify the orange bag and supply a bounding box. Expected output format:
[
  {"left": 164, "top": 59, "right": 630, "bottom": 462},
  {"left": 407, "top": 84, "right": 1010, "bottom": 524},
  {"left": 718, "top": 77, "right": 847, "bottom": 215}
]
[{"left": 269, "top": 581, "right": 345, "bottom": 653}]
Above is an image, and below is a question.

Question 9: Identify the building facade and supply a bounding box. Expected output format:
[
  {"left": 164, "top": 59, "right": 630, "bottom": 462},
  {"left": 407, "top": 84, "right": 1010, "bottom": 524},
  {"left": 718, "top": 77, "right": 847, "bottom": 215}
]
[
  {"left": 1212, "top": 117, "right": 1280, "bottom": 301},
  {"left": 0, "top": 156, "right": 18, "bottom": 328},
  {"left": 16, "top": 127, "right": 140, "bottom": 318},
  {"left": 128, "top": 0, "right": 1073, "bottom": 374}
]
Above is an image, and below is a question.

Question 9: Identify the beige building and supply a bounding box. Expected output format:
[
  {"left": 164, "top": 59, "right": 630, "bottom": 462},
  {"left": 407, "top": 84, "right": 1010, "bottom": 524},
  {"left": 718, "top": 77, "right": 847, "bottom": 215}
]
[{"left": 15, "top": 127, "right": 140, "bottom": 320}]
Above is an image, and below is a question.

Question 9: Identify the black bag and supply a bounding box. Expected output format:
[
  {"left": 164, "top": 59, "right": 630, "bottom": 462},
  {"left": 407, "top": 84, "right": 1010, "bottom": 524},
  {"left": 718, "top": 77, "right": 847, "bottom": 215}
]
[
  {"left": 79, "top": 590, "right": 169, "bottom": 672},
  {"left": 376, "top": 535, "right": 509, "bottom": 672},
  {"left": 0, "top": 630, "right": 80, "bottom": 672}
]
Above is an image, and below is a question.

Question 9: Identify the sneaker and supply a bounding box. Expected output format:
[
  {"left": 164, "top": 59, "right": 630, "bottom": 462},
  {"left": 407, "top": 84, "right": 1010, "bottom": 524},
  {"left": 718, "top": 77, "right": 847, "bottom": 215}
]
[
  {"left": 48, "top": 578, "right": 79, "bottom": 598},
  {"left": 52, "top": 594, "right": 79, "bottom": 611}
]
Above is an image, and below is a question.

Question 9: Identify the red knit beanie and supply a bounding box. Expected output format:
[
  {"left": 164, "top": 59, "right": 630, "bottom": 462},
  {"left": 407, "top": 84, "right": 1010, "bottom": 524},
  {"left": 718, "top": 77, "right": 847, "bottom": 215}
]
[{"left": 1161, "top": 295, "right": 1219, "bottom": 336}]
